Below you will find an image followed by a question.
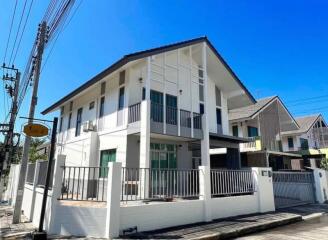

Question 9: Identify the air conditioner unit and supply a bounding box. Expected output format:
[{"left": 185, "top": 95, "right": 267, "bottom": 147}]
[{"left": 83, "top": 121, "right": 95, "bottom": 132}]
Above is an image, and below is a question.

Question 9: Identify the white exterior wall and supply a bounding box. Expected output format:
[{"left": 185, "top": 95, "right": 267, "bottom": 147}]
[
  {"left": 22, "top": 184, "right": 34, "bottom": 219},
  {"left": 281, "top": 132, "right": 316, "bottom": 152}
]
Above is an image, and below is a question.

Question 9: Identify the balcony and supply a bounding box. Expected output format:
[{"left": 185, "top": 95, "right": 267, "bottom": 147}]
[
  {"left": 240, "top": 137, "right": 261, "bottom": 152},
  {"left": 127, "top": 101, "right": 203, "bottom": 139}
]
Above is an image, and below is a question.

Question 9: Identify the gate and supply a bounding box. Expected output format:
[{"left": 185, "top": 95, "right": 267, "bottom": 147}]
[{"left": 273, "top": 171, "right": 316, "bottom": 209}]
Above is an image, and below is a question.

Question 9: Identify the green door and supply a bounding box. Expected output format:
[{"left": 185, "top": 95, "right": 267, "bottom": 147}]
[{"left": 100, "top": 149, "right": 116, "bottom": 177}]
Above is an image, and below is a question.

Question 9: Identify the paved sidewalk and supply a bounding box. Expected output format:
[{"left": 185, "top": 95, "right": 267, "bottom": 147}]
[
  {"left": 120, "top": 212, "right": 301, "bottom": 239},
  {"left": 1, "top": 203, "right": 327, "bottom": 239},
  {"left": 0, "top": 204, "right": 35, "bottom": 239}
]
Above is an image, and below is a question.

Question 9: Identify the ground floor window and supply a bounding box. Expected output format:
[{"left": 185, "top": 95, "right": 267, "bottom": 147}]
[
  {"left": 100, "top": 149, "right": 116, "bottom": 177},
  {"left": 150, "top": 143, "right": 177, "bottom": 169}
]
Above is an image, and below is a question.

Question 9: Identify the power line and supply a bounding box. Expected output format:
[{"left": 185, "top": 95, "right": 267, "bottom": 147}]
[
  {"left": 11, "top": 0, "right": 34, "bottom": 65},
  {"left": 8, "top": 0, "right": 28, "bottom": 66},
  {"left": 41, "top": 0, "right": 83, "bottom": 73},
  {"left": 3, "top": 0, "right": 18, "bottom": 64}
]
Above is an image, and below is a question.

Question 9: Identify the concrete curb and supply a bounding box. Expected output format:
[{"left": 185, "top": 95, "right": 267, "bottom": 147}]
[{"left": 189, "top": 215, "right": 302, "bottom": 240}]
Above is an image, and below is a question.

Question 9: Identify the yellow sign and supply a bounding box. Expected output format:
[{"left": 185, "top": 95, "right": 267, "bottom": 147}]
[{"left": 23, "top": 123, "right": 49, "bottom": 137}]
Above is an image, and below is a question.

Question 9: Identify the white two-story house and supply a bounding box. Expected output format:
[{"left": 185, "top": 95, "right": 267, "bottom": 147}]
[
  {"left": 281, "top": 114, "right": 328, "bottom": 169},
  {"left": 42, "top": 37, "right": 256, "bottom": 176},
  {"left": 227, "top": 96, "right": 302, "bottom": 170}
]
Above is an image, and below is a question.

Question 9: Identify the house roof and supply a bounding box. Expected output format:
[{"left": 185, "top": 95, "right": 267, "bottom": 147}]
[
  {"left": 228, "top": 96, "right": 276, "bottom": 121},
  {"left": 42, "top": 36, "right": 256, "bottom": 115},
  {"left": 282, "top": 114, "right": 321, "bottom": 135}
]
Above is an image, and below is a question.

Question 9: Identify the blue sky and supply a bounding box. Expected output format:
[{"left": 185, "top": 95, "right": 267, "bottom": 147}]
[{"left": 1, "top": 0, "right": 328, "bottom": 139}]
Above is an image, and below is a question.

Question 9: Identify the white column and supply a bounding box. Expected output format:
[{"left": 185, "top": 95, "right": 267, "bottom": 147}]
[
  {"left": 29, "top": 161, "right": 41, "bottom": 221},
  {"left": 189, "top": 47, "right": 194, "bottom": 138},
  {"left": 201, "top": 42, "right": 210, "bottom": 167},
  {"left": 105, "top": 162, "right": 122, "bottom": 238},
  {"left": 139, "top": 57, "right": 151, "bottom": 197},
  {"left": 48, "top": 155, "right": 66, "bottom": 234},
  {"left": 313, "top": 168, "right": 328, "bottom": 203},
  {"left": 198, "top": 165, "right": 212, "bottom": 222},
  {"left": 252, "top": 167, "right": 275, "bottom": 213}
]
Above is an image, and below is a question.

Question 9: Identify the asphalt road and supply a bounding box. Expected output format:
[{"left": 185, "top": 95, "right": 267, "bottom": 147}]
[{"left": 237, "top": 214, "right": 328, "bottom": 240}]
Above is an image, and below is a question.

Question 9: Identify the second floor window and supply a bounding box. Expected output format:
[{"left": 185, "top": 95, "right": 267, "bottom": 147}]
[
  {"left": 59, "top": 117, "right": 63, "bottom": 132},
  {"left": 300, "top": 138, "right": 309, "bottom": 150},
  {"left": 75, "top": 108, "right": 83, "bottom": 137},
  {"left": 99, "top": 96, "right": 105, "bottom": 117},
  {"left": 166, "top": 94, "right": 177, "bottom": 125},
  {"left": 232, "top": 125, "right": 238, "bottom": 137},
  {"left": 67, "top": 113, "right": 72, "bottom": 129},
  {"left": 199, "top": 103, "right": 204, "bottom": 115},
  {"left": 118, "top": 87, "right": 125, "bottom": 110},
  {"left": 248, "top": 126, "right": 259, "bottom": 137},
  {"left": 288, "top": 137, "right": 294, "bottom": 149},
  {"left": 216, "top": 108, "right": 222, "bottom": 125}
]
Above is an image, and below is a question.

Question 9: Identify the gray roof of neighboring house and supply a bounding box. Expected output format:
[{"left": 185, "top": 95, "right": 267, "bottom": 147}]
[
  {"left": 228, "top": 96, "right": 276, "bottom": 121},
  {"left": 282, "top": 114, "right": 320, "bottom": 135},
  {"left": 42, "top": 36, "right": 256, "bottom": 115}
]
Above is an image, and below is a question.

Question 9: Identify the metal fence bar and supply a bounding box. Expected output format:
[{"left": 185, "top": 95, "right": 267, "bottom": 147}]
[
  {"left": 60, "top": 166, "right": 109, "bottom": 202},
  {"left": 210, "top": 169, "right": 255, "bottom": 198},
  {"left": 121, "top": 168, "right": 200, "bottom": 203},
  {"left": 128, "top": 102, "right": 141, "bottom": 123}
]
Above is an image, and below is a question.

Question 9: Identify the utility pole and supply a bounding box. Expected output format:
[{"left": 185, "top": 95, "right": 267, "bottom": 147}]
[
  {"left": 3, "top": 68, "right": 20, "bottom": 168},
  {"left": 0, "top": 66, "right": 20, "bottom": 199},
  {"left": 12, "top": 21, "right": 47, "bottom": 223}
]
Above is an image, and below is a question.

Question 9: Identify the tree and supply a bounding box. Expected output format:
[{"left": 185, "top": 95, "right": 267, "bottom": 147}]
[
  {"left": 28, "top": 138, "right": 48, "bottom": 163},
  {"left": 321, "top": 158, "right": 328, "bottom": 171}
]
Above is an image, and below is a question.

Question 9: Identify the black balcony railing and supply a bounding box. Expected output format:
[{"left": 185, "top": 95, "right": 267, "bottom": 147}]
[
  {"left": 166, "top": 106, "right": 177, "bottom": 125},
  {"left": 180, "top": 109, "right": 191, "bottom": 128}
]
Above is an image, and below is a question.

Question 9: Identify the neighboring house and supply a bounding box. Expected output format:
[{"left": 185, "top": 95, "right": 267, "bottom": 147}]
[
  {"left": 42, "top": 37, "right": 256, "bottom": 173},
  {"left": 281, "top": 114, "right": 328, "bottom": 169},
  {"left": 228, "top": 96, "right": 302, "bottom": 170}
]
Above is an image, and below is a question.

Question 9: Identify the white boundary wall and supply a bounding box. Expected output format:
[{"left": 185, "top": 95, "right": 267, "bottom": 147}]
[
  {"left": 2, "top": 164, "right": 20, "bottom": 205},
  {"left": 10, "top": 158, "right": 278, "bottom": 239}
]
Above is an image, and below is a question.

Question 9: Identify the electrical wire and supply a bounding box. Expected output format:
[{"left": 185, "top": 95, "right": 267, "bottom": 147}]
[
  {"left": 8, "top": 0, "right": 28, "bottom": 66},
  {"left": 3, "top": 0, "right": 18, "bottom": 64},
  {"left": 11, "top": 0, "right": 34, "bottom": 65},
  {"left": 41, "top": 0, "right": 83, "bottom": 73}
]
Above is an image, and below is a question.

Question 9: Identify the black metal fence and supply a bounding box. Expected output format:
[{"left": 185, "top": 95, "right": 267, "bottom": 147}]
[
  {"left": 121, "top": 168, "right": 200, "bottom": 203},
  {"left": 210, "top": 169, "right": 255, "bottom": 197},
  {"left": 60, "top": 166, "right": 109, "bottom": 201},
  {"left": 128, "top": 102, "right": 141, "bottom": 123}
]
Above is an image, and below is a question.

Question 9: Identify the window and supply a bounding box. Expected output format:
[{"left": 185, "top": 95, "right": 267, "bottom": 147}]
[
  {"left": 100, "top": 149, "right": 116, "bottom": 177},
  {"left": 216, "top": 108, "right": 222, "bottom": 125},
  {"left": 199, "top": 103, "right": 204, "bottom": 114},
  {"left": 99, "top": 96, "right": 105, "bottom": 117},
  {"left": 247, "top": 126, "right": 259, "bottom": 137},
  {"left": 69, "top": 101, "right": 73, "bottom": 111},
  {"left": 89, "top": 101, "right": 95, "bottom": 110},
  {"left": 150, "top": 90, "right": 163, "bottom": 122},
  {"left": 119, "top": 70, "right": 125, "bottom": 85},
  {"left": 60, "top": 106, "right": 64, "bottom": 116},
  {"left": 59, "top": 117, "right": 63, "bottom": 132},
  {"left": 118, "top": 87, "right": 125, "bottom": 110},
  {"left": 142, "top": 87, "right": 146, "bottom": 100},
  {"left": 215, "top": 86, "right": 221, "bottom": 107},
  {"left": 100, "top": 82, "right": 106, "bottom": 95},
  {"left": 166, "top": 94, "right": 177, "bottom": 125},
  {"left": 75, "top": 108, "right": 83, "bottom": 137},
  {"left": 150, "top": 143, "right": 177, "bottom": 169},
  {"left": 300, "top": 138, "right": 309, "bottom": 150},
  {"left": 199, "top": 85, "right": 204, "bottom": 102},
  {"left": 288, "top": 137, "right": 294, "bottom": 149},
  {"left": 67, "top": 113, "right": 72, "bottom": 129},
  {"left": 232, "top": 125, "right": 238, "bottom": 137}
]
